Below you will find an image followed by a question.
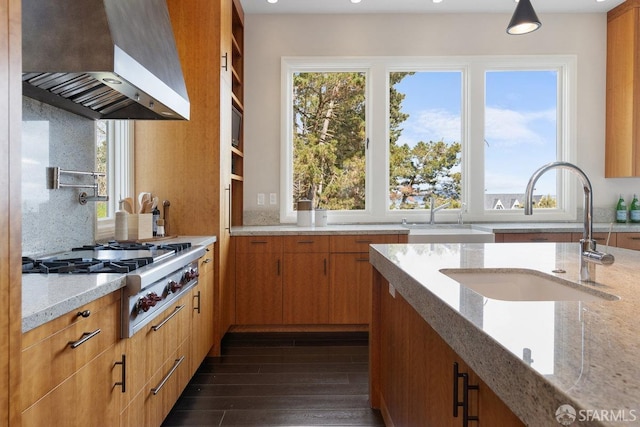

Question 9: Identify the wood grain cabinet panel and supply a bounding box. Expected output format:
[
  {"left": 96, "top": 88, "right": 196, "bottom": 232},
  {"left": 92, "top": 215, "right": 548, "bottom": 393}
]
[
  {"left": 495, "top": 232, "right": 573, "bottom": 243},
  {"left": 370, "top": 271, "right": 524, "bottom": 427},
  {"left": 283, "top": 236, "right": 330, "bottom": 324},
  {"left": 606, "top": 0, "right": 640, "bottom": 177},
  {"left": 615, "top": 232, "right": 640, "bottom": 250},
  {"left": 235, "top": 237, "right": 283, "bottom": 325}
]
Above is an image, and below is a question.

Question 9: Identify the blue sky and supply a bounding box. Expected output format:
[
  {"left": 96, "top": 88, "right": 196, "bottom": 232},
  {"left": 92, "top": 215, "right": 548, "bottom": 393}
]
[{"left": 393, "top": 70, "right": 557, "bottom": 195}]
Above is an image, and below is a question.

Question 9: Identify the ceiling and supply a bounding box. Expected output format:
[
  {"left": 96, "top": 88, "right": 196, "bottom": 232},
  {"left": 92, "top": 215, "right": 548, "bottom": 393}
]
[{"left": 240, "top": 0, "right": 626, "bottom": 15}]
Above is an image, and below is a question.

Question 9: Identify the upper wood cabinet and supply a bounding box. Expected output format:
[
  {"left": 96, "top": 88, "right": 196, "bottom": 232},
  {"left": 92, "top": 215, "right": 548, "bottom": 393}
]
[{"left": 606, "top": 0, "right": 640, "bottom": 177}]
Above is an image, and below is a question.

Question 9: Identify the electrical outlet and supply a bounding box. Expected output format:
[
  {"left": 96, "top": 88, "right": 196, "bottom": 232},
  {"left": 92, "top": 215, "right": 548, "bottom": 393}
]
[
  {"left": 257, "top": 193, "right": 265, "bottom": 205},
  {"left": 269, "top": 193, "right": 277, "bottom": 205}
]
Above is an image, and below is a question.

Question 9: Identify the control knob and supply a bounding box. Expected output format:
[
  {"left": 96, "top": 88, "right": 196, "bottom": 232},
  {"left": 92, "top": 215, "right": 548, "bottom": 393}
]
[
  {"left": 166, "top": 279, "right": 182, "bottom": 294},
  {"left": 136, "top": 292, "right": 162, "bottom": 313}
]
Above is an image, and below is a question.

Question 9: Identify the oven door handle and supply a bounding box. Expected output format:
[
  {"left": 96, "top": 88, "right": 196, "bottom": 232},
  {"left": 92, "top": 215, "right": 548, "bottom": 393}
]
[{"left": 151, "top": 305, "right": 185, "bottom": 331}]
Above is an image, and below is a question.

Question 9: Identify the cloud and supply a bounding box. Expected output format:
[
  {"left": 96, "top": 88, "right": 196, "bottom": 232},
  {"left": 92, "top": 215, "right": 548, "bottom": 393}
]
[
  {"left": 396, "top": 106, "right": 556, "bottom": 150},
  {"left": 485, "top": 106, "right": 556, "bottom": 148},
  {"left": 397, "top": 108, "right": 461, "bottom": 146}
]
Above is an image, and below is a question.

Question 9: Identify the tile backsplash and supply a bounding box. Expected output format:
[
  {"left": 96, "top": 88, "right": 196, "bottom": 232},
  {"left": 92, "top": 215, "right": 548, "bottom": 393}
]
[{"left": 22, "top": 98, "right": 96, "bottom": 257}]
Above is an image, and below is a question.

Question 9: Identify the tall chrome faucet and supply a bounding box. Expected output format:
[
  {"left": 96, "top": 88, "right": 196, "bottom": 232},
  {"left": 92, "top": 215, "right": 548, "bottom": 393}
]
[
  {"left": 524, "top": 161, "right": 614, "bottom": 282},
  {"left": 429, "top": 195, "right": 450, "bottom": 224}
]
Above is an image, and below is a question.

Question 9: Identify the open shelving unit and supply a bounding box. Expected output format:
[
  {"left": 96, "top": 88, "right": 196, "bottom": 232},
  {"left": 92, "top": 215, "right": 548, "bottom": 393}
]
[{"left": 230, "top": 0, "right": 244, "bottom": 226}]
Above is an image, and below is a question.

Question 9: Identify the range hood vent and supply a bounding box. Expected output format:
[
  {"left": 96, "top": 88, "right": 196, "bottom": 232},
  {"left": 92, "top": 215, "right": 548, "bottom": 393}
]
[{"left": 22, "top": 0, "right": 190, "bottom": 120}]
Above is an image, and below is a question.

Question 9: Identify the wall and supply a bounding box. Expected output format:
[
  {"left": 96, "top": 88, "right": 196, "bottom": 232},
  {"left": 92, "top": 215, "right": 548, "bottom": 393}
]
[
  {"left": 22, "top": 97, "right": 96, "bottom": 256},
  {"left": 243, "top": 12, "right": 640, "bottom": 224}
]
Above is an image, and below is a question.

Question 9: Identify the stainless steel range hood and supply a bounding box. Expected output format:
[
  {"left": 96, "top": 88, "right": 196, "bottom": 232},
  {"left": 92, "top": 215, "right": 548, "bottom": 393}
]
[{"left": 22, "top": 0, "right": 190, "bottom": 120}]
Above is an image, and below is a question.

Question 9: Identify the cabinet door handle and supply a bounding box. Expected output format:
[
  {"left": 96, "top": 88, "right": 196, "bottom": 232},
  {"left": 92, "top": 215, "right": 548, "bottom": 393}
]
[
  {"left": 277, "top": 259, "right": 281, "bottom": 276},
  {"left": 114, "top": 354, "right": 126, "bottom": 393},
  {"left": 324, "top": 258, "right": 327, "bottom": 275},
  {"left": 225, "top": 185, "right": 231, "bottom": 232},
  {"left": 453, "top": 362, "right": 479, "bottom": 426},
  {"left": 222, "top": 52, "right": 228, "bottom": 71},
  {"left": 69, "top": 328, "right": 101, "bottom": 349},
  {"left": 152, "top": 305, "right": 185, "bottom": 331},
  {"left": 530, "top": 237, "right": 549, "bottom": 241},
  {"left": 193, "top": 290, "right": 201, "bottom": 314},
  {"left": 151, "top": 356, "right": 185, "bottom": 395},
  {"left": 202, "top": 258, "right": 213, "bottom": 264}
]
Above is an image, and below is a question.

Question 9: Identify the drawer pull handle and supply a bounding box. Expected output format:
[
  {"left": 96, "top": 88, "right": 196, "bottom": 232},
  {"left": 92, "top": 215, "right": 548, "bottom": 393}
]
[
  {"left": 152, "top": 305, "right": 185, "bottom": 331},
  {"left": 630, "top": 237, "right": 640, "bottom": 241},
  {"left": 530, "top": 237, "right": 549, "bottom": 241},
  {"left": 453, "top": 362, "right": 479, "bottom": 426},
  {"left": 114, "top": 354, "right": 126, "bottom": 393},
  {"left": 297, "top": 240, "right": 315, "bottom": 244},
  {"left": 69, "top": 328, "right": 101, "bottom": 349},
  {"left": 202, "top": 258, "right": 213, "bottom": 264},
  {"left": 76, "top": 310, "right": 91, "bottom": 318},
  {"left": 250, "top": 241, "right": 268, "bottom": 244},
  {"left": 151, "top": 356, "right": 185, "bottom": 395},
  {"left": 356, "top": 258, "right": 369, "bottom": 262},
  {"left": 193, "top": 290, "right": 201, "bottom": 314}
]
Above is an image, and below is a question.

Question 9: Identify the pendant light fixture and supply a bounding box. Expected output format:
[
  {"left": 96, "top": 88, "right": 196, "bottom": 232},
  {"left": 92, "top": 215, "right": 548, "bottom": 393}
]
[{"left": 507, "top": 0, "right": 541, "bottom": 35}]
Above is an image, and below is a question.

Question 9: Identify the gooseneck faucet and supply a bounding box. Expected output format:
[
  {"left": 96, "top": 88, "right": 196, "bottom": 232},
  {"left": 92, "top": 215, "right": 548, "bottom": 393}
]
[
  {"left": 524, "top": 161, "right": 614, "bottom": 282},
  {"left": 429, "top": 195, "right": 450, "bottom": 224}
]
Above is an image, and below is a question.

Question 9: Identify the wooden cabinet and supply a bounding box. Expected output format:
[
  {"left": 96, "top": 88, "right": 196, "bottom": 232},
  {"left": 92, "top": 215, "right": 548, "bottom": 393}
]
[
  {"left": 136, "top": 0, "right": 245, "bottom": 357},
  {"left": 370, "top": 272, "right": 524, "bottom": 427},
  {"left": 233, "top": 233, "right": 407, "bottom": 328},
  {"left": 120, "top": 291, "right": 192, "bottom": 427},
  {"left": 329, "top": 234, "right": 401, "bottom": 325},
  {"left": 494, "top": 232, "right": 573, "bottom": 243},
  {"left": 283, "top": 236, "right": 330, "bottom": 324},
  {"left": 615, "top": 232, "right": 640, "bottom": 250},
  {"left": 191, "top": 244, "right": 215, "bottom": 373},
  {"left": 235, "top": 236, "right": 283, "bottom": 324},
  {"left": 21, "top": 292, "right": 122, "bottom": 426},
  {"left": 606, "top": 0, "right": 640, "bottom": 177}
]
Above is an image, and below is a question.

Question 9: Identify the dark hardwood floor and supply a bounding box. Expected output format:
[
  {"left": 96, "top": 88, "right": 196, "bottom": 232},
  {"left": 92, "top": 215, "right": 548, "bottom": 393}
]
[{"left": 162, "top": 332, "right": 385, "bottom": 427}]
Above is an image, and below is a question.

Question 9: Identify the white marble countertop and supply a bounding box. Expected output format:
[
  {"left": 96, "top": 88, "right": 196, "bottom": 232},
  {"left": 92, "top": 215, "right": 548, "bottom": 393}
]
[
  {"left": 369, "top": 242, "right": 640, "bottom": 427},
  {"left": 22, "top": 235, "right": 216, "bottom": 333},
  {"left": 231, "top": 224, "right": 410, "bottom": 235}
]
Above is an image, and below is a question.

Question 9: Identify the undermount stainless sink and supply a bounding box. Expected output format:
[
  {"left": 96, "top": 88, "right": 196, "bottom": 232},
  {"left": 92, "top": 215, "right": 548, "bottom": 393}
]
[
  {"left": 439, "top": 268, "right": 619, "bottom": 302},
  {"left": 402, "top": 224, "right": 495, "bottom": 243}
]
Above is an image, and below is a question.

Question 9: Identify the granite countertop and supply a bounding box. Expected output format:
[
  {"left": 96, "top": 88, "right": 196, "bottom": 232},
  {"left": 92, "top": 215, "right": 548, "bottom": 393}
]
[
  {"left": 369, "top": 242, "right": 640, "bottom": 427},
  {"left": 22, "top": 235, "right": 217, "bottom": 333},
  {"left": 231, "top": 222, "right": 640, "bottom": 236}
]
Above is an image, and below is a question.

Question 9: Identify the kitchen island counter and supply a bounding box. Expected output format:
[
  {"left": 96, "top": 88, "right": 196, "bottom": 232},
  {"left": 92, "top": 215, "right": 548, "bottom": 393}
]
[
  {"left": 370, "top": 242, "right": 640, "bottom": 427},
  {"left": 22, "top": 235, "right": 216, "bottom": 333}
]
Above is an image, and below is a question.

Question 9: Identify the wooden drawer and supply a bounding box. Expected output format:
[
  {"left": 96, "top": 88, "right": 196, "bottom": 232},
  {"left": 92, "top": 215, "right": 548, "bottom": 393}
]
[
  {"left": 21, "top": 292, "right": 120, "bottom": 410},
  {"left": 330, "top": 234, "right": 400, "bottom": 253},
  {"left": 571, "top": 232, "right": 617, "bottom": 247},
  {"left": 283, "top": 235, "right": 330, "bottom": 253},
  {"left": 497, "top": 232, "right": 573, "bottom": 243},
  {"left": 616, "top": 232, "right": 640, "bottom": 250},
  {"left": 234, "top": 236, "right": 282, "bottom": 253}
]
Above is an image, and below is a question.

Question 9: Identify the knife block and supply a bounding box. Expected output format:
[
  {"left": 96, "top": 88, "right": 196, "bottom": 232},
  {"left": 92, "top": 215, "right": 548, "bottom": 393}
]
[{"left": 127, "top": 214, "right": 153, "bottom": 240}]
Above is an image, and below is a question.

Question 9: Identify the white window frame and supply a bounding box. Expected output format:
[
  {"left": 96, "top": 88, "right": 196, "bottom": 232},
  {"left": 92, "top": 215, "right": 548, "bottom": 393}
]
[
  {"left": 95, "top": 120, "right": 135, "bottom": 241},
  {"left": 280, "top": 55, "right": 577, "bottom": 224}
]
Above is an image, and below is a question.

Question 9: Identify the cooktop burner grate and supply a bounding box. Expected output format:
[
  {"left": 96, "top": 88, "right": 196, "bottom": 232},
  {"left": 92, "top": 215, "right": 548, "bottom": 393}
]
[{"left": 22, "top": 256, "right": 155, "bottom": 274}]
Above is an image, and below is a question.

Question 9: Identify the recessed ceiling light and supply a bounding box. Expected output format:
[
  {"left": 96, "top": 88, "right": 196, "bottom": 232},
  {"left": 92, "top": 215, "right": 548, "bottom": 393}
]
[
  {"left": 267, "top": 0, "right": 277, "bottom": 4},
  {"left": 433, "top": 0, "right": 443, "bottom": 3},
  {"left": 351, "top": 0, "right": 362, "bottom": 3}
]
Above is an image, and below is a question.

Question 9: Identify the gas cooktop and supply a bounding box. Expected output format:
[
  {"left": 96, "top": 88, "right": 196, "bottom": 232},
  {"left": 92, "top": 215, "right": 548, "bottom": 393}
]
[{"left": 22, "top": 241, "right": 193, "bottom": 274}]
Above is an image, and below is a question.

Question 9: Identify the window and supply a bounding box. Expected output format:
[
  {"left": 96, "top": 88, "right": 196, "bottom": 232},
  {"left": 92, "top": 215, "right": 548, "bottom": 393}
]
[
  {"left": 282, "top": 56, "right": 576, "bottom": 224},
  {"left": 95, "top": 120, "right": 134, "bottom": 240}
]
